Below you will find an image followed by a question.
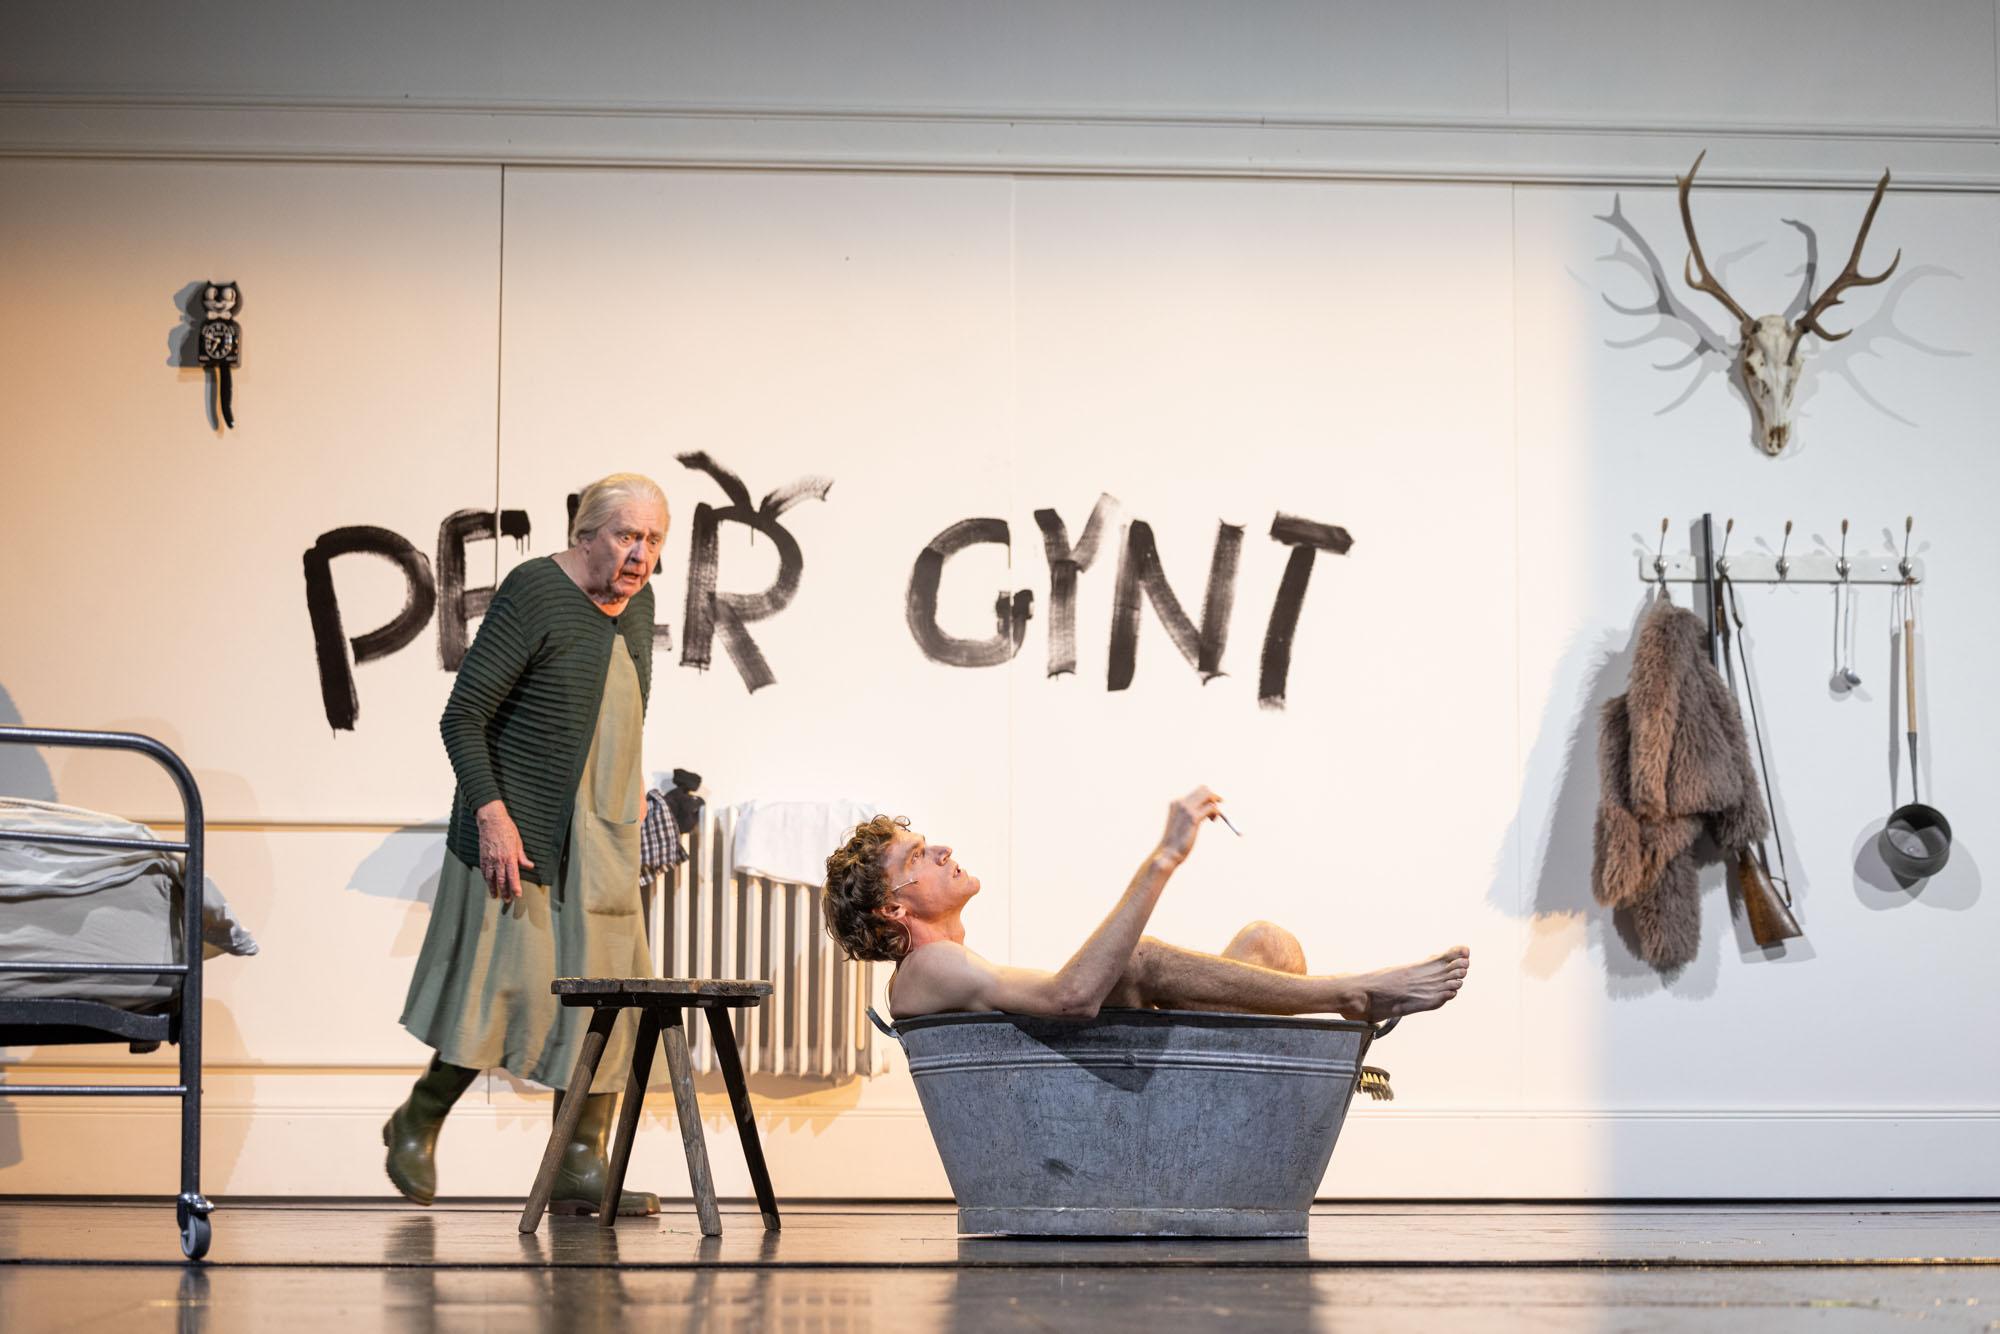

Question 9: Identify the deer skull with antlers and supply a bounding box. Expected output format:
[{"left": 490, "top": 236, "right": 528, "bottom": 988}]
[{"left": 1678, "top": 150, "right": 1900, "bottom": 454}]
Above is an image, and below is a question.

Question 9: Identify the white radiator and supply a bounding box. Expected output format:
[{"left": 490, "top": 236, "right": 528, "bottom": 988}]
[{"left": 646, "top": 804, "right": 887, "bottom": 1080}]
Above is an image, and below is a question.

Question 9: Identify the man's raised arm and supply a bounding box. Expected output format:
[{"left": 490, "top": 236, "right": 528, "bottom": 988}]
[{"left": 893, "top": 787, "right": 1224, "bottom": 1019}]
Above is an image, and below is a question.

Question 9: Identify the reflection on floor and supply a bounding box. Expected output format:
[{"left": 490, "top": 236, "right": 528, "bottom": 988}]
[{"left": 1, "top": 1201, "right": 1997, "bottom": 1332}]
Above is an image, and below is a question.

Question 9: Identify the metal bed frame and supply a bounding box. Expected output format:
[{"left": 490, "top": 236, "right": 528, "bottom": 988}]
[{"left": 0, "top": 725, "right": 214, "bottom": 1259}]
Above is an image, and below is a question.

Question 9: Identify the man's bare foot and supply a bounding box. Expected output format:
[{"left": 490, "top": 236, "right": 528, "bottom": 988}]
[{"left": 1346, "top": 947, "right": 1470, "bottom": 1022}]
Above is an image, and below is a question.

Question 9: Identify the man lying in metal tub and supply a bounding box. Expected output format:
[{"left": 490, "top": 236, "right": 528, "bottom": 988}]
[{"left": 823, "top": 787, "right": 1469, "bottom": 1021}]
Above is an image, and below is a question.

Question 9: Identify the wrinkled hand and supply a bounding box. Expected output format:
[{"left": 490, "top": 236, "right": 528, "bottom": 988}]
[
  {"left": 476, "top": 800, "right": 536, "bottom": 902},
  {"left": 1157, "top": 786, "right": 1225, "bottom": 867}
]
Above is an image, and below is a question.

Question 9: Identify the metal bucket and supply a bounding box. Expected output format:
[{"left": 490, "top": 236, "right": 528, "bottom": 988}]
[{"left": 896, "top": 1007, "right": 1380, "bottom": 1237}]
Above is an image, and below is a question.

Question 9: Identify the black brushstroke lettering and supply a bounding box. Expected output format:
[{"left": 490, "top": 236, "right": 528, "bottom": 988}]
[
  {"left": 1258, "top": 513, "right": 1353, "bottom": 710},
  {"left": 1106, "top": 520, "right": 1244, "bottom": 691},
  {"left": 436, "top": 508, "right": 531, "bottom": 672},
  {"left": 677, "top": 451, "right": 831, "bottom": 692},
  {"left": 1032, "top": 494, "right": 1117, "bottom": 678},
  {"left": 906, "top": 518, "right": 1034, "bottom": 668},
  {"left": 302, "top": 526, "right": 437, "bottom": 730},
  {"left": 683, "top": 500, "right": 722, "bottom": 667}
]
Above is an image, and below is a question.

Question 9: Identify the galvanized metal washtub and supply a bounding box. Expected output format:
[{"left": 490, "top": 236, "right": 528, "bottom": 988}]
[{"left": 887, "top": 1007, "right": 1393, "bottom": 1237}]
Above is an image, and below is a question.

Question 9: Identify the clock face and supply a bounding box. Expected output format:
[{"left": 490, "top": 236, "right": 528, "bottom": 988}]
[{"left": 201, "top": 321, "right": 238, "bottom": 362}]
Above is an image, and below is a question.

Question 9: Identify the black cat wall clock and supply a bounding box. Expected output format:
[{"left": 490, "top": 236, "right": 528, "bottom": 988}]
[{"left": 197, "top": 281, "right": 242, "bottom": 428}]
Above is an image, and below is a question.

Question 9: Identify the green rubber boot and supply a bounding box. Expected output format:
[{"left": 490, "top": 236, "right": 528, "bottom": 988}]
[
  {"left": 548, "top": 1088, "right": 661, "bottom": 1217},
  {"left": 382, "top": 1054, "right": 479, "bottom": 1206}
]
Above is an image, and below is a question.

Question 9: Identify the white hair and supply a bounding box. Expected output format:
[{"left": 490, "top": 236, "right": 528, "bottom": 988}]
[{"left": 570, "top": 472, "right": 669, "bottom": 545}]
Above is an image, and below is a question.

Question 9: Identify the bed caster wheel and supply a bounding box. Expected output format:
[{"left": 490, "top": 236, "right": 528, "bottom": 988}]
[{"left": 177, "top": 1194, "right": 214, "bottom": 1261}]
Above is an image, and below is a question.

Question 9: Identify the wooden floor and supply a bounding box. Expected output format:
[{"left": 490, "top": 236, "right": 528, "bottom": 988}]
[{"left": 2, "top": 1200, "right": 1997, "bottom": 1331}]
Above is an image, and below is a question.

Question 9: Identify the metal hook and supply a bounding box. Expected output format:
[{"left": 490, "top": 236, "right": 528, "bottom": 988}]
[
  {"left": 1653, "top": 517, "right": 1671, "bottom": 589},
  {"left": 1836, "top": 518, "right": 1851, "bottom": 580},
  {"left": 1776, "top": 520, "right": 1793, "bottom": 579},
  {"left": 1716, "top": 517, "right": 1735, "bottom": 576},
  {"left": 1899, "top": 514, "right": 1915, "bottom": 582}
]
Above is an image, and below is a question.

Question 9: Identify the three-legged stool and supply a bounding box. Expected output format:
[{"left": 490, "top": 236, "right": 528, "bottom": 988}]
[{"left": 518, "top": 978, "right": 778, "bottom": 1236}]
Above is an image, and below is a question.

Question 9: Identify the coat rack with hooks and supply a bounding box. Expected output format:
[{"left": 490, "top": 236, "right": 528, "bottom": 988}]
[
  {"left": 1639, "top": 514, "right": 1925, "bottom": 672},
  {"left": 1638, "top": 516, "right": 1925, "bottom": 589}
]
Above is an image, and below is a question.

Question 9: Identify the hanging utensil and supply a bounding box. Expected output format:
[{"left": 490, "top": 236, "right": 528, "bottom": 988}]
[
  {"left": 1830, "top": 520, "right": 1862, "bottom": 694},
  {"left": 1879, "top": 521, "right": 1951, "bottom": 879}
]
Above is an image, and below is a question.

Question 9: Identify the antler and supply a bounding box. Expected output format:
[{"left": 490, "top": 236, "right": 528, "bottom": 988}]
[
  {"left": 1793, "top": 169, "right": 1901, "bottom": 346},
  {"left": 1678, "top": 151, "right": 1753, "bottom": 329}
]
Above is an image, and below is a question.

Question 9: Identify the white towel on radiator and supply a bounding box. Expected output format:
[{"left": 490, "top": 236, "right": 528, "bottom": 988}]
[{"left": 730, "top": 798, "right": 879, "bottom": 887}]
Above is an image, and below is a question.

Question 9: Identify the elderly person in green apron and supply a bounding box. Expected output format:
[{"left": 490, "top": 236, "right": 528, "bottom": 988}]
[{"left": 387, "top": 472, "right": 667, "bottom": 1215}]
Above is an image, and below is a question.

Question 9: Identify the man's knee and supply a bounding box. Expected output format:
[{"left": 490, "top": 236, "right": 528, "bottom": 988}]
[
  {"left": 1225, "top": 920, "right": 1306, "bottom": 974},
  {"left": 1109, "top": 936, "right": 1166, "bottom": 1007},
  {"left": 1132, "top": 936, "right": 1168, "bottom": 985}
]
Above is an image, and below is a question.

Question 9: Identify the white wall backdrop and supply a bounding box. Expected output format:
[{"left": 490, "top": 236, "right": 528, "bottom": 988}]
[{"left": 1, "top": 2, "right": 1996, "bottom": 1200}]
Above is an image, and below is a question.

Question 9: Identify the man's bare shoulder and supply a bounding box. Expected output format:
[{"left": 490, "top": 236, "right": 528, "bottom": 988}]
[{"left": 889, "top": 941, "right": 994, "bottom": 1019}]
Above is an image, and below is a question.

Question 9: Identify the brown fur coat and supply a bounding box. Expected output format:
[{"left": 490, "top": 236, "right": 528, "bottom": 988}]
[{"left": 1593, "top": 598, "right": 1768, "bottom": 967}]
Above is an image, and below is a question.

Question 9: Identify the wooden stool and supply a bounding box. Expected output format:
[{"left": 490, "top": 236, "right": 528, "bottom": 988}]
[{"left": 518, "top": 978, "right": 778, "bottom": 1236}]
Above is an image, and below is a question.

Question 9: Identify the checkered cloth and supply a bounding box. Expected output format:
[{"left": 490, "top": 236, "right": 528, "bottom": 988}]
[{"left": 639, "top": 787, "right": 688, "bottom": 882}]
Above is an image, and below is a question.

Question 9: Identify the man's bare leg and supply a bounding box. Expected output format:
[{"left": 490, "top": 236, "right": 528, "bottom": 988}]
[
  {"left": 1105, "top": 934, "right": 1468, "bottom": 1022},
  {"left": 1158, "top": 921, "right": 1312, "bottom": 1013}
]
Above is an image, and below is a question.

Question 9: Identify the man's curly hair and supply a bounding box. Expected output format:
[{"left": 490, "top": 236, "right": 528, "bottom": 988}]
[{"left": 822, "top": 814, "right": 912, "bottom": 962}]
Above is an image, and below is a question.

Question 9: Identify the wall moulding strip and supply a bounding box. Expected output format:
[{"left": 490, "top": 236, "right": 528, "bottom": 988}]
[
  {"left": 6, "top": 98, "right": 2000, "bottom": 186},
  {"left": 0, "top": 1082, "right": 1990, "bottom": 1122},
  {"left": 5, "top": 1103, "right": 1991, "bottom": 1197},
  {"left": 0, "top": 1059, "right": 478, "bottom": 1075},
  {"left": 147, "top": 820, "right": 448, "bottom": 833}
]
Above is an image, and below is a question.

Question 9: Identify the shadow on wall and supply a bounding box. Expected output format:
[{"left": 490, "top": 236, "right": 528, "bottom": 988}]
[
  {"left": 0, "top": 684, "right": 57, "bottom": 801},
  {"left": 348, "top": 824, "right": 450, "bottom": 962},
  {"left": 1492, "top": 592, "right": 1741, "bottom": 1000},
  {"left": 46, "top": 714, "right": 261, "bottom": 828},
  {"left": 165, "top": 281, "right": 204, "bottom": 368},
  {"left": 348, "top": 825, "right": 451, "bottom": 903},
  {"left": 1854, "top": 820, "right": 1981, "bottom": 911}
]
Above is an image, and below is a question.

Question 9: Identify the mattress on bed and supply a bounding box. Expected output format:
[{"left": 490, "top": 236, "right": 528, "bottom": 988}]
[{"left": 0, "top": 798, "right": 258, "bottom": 1006}]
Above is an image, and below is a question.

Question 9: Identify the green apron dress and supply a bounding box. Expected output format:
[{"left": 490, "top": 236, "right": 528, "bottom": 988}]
[{"left": 401, "top": 644, "right": 651, "bottom": 1092}]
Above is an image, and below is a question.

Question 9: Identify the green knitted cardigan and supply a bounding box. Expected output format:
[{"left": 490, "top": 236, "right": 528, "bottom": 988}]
[{"left": 440, "top": 557, "right": 654, "bottom": 886}]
